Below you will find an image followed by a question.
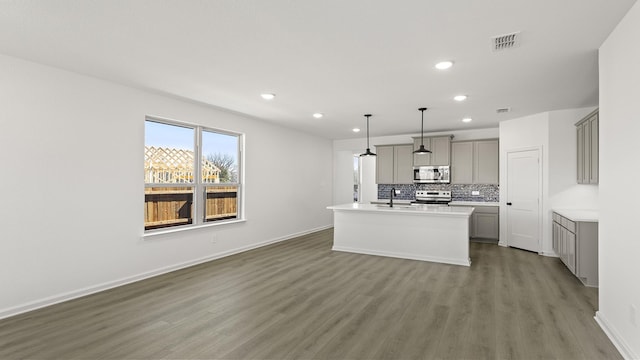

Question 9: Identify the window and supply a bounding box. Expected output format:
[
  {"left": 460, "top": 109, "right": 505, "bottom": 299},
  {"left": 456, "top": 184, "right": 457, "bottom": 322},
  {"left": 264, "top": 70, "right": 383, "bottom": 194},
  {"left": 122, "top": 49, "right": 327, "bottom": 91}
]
[{"left": 144, "top": 118, "right": 242, "bottom": 232}]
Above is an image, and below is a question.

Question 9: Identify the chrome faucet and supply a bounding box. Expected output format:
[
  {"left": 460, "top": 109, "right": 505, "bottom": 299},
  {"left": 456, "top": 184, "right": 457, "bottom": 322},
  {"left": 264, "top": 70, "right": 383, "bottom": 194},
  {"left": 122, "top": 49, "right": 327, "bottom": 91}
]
[{"left": 390, "top": 187, "right": 396, "bottom": 207}]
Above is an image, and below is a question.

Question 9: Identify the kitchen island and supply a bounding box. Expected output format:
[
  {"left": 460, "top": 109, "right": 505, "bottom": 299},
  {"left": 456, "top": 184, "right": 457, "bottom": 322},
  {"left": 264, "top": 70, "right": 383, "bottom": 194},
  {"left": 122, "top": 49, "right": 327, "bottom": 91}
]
[{"left": 327, "top": 203, "right": 474, "bottom": 266}]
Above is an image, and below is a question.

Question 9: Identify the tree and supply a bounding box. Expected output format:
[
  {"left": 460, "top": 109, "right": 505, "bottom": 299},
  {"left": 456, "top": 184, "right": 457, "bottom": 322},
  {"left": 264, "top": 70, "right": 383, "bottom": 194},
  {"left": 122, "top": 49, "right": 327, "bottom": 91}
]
[{"left": 206, "top": 153, "right": 237, "bottom": 183}]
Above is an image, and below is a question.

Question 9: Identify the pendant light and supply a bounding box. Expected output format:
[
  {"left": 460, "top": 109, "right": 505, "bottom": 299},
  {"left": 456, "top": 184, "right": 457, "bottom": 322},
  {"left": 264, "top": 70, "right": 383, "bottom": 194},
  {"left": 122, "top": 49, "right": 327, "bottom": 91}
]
[
  {"left": 359, "top": 114, "right": 376, "bottom": 157},
  {"left": 414, "top": 107, "right": 432, "bottom": 154}
]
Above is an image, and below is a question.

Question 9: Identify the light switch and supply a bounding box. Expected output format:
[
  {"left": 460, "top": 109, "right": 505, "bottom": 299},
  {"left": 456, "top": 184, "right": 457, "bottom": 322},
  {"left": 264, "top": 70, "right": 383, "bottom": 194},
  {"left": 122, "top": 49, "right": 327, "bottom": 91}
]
[{"left": 471, "top": 191, "right": 480, "bottom": 196}]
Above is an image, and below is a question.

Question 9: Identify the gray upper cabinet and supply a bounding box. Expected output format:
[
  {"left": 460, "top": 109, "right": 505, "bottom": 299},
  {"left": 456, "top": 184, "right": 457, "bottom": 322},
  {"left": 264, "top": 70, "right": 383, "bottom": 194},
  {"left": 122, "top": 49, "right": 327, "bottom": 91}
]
[
  {"left": 412, "top": 137, "right": 431, "bottom": 166},
  {"left": 431, "top": 136, "right": 451, "bottom": 165},
  {"left": 589, "top": 113, "right": 599, "bottom": 183},
  {"left": 577, "top": 123, "right": 584, "bottom": 182},
  {"left": 451, "top": 139, "right": 499, "bottom": 184},
  {"left": 413, "top": 136, "right": 451, "bottom": 166},
  {"left": 376, "top": 146, "right": 395, "bottom": 184},
  {"left": 576, "top": 109, "right": 598, "bottom": 184},
  {"left": 451, "top": 142, "right": 473, "bottom": 184},
  {"left": 474, "top": 140, "right": 499, "bottom": 184},
  {"left": 376, "top": 144, "right": 413, "bottom": 184},
  {"left": 394, "top": 144, "right": 414, "bottom": 184}
]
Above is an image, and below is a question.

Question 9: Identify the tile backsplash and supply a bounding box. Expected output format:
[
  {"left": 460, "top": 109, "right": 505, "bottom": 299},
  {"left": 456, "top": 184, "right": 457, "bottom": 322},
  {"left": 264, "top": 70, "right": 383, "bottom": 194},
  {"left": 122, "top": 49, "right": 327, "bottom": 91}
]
[{"left": 378, "top": 183, "right": 499, "bottom": 202}]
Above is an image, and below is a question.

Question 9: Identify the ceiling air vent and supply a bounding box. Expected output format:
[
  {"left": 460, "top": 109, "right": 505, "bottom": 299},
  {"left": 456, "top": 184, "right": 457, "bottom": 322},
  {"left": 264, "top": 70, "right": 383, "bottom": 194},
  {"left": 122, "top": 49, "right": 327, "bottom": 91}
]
[
  {"left": 492, "top": 32, "right": 520, "bottom": 51},
  {"left": 496, "top": 107, "right": 511, "bottom": 114}
]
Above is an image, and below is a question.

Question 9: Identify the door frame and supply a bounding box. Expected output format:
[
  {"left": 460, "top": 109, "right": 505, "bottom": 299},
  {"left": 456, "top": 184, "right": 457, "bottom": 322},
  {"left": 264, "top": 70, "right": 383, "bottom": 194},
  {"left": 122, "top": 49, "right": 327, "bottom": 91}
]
[{"left": 503, "top": 146, "right": 543, "bottom": 254}]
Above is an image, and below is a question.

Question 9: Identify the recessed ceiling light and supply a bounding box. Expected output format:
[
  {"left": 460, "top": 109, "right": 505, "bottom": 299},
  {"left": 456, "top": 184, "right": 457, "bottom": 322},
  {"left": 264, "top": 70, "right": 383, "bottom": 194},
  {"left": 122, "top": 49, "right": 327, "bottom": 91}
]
[
  {"left": 260, "top": 93, "right": 275, "bottom": 100},
  {"left": 454, "top": 95, "right": 468, "bottom": 101},
  {"left": 435, "top": 61, "right": 454, "bottom": 70},
  {"left": 313, "top": 113, "right": 323, "bottom": 119},
  {"left": 352, "top": 128, "right": 361, "bottom": 133},
  {"left": 462, "top": 118, "right": 473, "bottom": 123}
]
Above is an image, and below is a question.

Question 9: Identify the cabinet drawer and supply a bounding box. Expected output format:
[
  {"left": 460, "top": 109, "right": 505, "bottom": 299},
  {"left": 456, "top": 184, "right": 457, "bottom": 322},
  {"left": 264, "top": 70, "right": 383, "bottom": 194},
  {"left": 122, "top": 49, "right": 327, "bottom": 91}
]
[
  {"left": 555, "top": 213, "right": 576, "bottom": 233},
  {"left": 561, "top": 217, "right": 576, "bottom": 233},
  {"left": 474, "top": 206, "right": 499, "bottom": 214}
]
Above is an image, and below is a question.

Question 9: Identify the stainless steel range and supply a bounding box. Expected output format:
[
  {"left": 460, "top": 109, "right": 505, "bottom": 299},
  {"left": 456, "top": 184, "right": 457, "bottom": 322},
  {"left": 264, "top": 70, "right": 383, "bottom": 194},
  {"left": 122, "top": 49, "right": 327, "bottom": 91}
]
[{"left": 413, "top": 190, "right": 451, "bottom": 205}]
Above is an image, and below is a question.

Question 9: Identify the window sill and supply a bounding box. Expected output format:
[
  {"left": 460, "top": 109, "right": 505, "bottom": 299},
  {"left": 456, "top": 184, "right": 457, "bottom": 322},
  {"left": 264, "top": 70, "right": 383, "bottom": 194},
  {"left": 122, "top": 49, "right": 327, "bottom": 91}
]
[{"left": 142, "top": 218, "right": 246, "bottom": 239}]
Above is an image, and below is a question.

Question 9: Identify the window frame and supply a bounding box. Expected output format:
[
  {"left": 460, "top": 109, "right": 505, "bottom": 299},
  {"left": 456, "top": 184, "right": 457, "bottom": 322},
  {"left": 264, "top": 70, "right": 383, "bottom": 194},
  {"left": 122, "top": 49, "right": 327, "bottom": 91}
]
[{"left": 144, "top": 116, "right": 244, "bottom": 235}]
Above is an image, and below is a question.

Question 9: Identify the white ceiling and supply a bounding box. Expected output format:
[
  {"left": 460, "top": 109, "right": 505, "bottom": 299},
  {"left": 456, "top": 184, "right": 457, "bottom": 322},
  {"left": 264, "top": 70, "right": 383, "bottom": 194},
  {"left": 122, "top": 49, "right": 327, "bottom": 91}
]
[{"left": 0, "top": 0, "right": 635, "bottom": 139}]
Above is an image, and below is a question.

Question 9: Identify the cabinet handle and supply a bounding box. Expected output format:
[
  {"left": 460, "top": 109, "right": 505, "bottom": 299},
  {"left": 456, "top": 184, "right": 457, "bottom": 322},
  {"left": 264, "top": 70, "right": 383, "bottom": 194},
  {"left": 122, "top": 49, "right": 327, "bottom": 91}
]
[{"left": 506, "top": 202, "right": 512, "bottom": 206}]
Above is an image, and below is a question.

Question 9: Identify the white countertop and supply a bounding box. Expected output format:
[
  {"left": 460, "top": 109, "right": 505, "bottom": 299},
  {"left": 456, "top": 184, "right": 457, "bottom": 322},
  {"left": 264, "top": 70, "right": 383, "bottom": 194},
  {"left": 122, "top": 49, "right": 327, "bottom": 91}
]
[
  {"left": 553, "top": 209, "right": 599, "bottom": 222},
  {"left": 449, "top": 201, "right": 500, "bottom": 207},
  {"left": 370, "top": 199, "right": 413, "bottom": 205},
  {"left": 373, "top": 200, "right": 499, "bottom": 207},
  {"left": 328, "top": 203, "right": 474, "bottom": 217}
]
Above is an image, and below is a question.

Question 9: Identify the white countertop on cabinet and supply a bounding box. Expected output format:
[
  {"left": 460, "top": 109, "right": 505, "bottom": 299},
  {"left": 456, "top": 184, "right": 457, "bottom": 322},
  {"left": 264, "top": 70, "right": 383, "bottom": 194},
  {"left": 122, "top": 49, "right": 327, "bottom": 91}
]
[
  {"left": 328, "top": 203, "right": 474, "bottom": 217},
  {"left": 370, "top": 199, "right": 413, "bottom": 205},
  {"left": 449, "top": 201, "right": 499, "bottom": 207},
  {"left": 553, "top": 209, "right": 599, "bottom": 222}
]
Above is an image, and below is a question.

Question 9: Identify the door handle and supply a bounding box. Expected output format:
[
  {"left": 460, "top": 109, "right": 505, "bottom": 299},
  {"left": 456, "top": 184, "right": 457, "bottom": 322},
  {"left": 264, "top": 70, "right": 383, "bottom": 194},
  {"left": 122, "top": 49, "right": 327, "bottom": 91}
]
[{"left": 506, "top": 202, "right": 512, "bottom": 206}]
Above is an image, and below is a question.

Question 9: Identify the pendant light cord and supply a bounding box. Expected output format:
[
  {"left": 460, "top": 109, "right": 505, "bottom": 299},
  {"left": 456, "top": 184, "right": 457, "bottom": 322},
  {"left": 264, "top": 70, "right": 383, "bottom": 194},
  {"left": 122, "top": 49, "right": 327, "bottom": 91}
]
[
  {"left": 360, "top": 114, "right": 375, "bottom": 157},
  {"left": 420, "top": 109, "right": 424, "bottom": 147},
  {"left": 419, "top": 107, "right": 427, "bottom": 147},
  {"left": 366, "top": 114, "right": 371, "bottom": 149}
]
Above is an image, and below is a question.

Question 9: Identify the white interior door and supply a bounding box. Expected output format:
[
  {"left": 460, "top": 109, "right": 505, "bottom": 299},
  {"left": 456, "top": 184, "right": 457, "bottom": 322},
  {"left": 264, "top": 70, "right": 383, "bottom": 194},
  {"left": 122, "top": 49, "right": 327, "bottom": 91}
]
[{"left": 506, "top": 149, "right": 541, "bottom": 252}]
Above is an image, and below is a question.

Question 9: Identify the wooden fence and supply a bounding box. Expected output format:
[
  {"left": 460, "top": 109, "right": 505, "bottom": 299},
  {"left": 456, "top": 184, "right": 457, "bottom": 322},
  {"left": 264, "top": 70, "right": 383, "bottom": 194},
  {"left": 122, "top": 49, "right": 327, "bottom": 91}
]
[
  {"left": 144, "top": 186, "right": 237, "bottom": 230},
  {"left": 205, "top": 186, "right": 238, "bottom": 221}
]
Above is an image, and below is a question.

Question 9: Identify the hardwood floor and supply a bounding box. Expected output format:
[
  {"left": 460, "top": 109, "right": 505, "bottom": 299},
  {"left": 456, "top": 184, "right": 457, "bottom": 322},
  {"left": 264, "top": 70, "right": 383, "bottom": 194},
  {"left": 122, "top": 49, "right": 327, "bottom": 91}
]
[{"left": 0, "top": 228, "right": 621, "bottom": 359}]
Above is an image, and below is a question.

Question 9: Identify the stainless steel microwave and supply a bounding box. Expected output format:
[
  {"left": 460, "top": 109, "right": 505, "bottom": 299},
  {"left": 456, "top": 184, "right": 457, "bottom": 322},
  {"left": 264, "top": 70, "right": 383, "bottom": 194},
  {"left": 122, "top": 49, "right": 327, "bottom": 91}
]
[{"left": 413, "top": 165, "right": 450, "bottom": 183}]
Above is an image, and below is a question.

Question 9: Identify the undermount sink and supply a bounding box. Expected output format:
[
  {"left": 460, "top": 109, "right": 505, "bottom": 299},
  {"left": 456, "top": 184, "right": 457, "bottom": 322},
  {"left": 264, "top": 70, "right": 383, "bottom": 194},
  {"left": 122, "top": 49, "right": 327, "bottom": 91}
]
[{"left": 374, "top": 204, "right": 413, "bottom": 209}]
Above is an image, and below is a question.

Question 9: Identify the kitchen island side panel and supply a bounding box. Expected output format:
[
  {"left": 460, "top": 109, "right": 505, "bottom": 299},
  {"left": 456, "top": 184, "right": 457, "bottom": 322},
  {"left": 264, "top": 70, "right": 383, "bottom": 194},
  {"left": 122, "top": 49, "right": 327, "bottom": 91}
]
[{"left": 331, "top": 210, "right": 471, "bottom": 266}]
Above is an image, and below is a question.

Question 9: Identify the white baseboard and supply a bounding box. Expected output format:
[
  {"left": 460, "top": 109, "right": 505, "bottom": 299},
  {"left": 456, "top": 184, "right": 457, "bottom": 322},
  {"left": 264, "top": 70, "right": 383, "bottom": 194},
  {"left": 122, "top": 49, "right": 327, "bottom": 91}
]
[
  {"left": 332, "top": 246, "right": 471, "bottom": 267},
  {"left": 539, "top": 250, "right": 559, "bottom": 257},
  {"left": 595, "top": 311, "right": 639, "bottom": 360},
  {"left": 0, "top": 224, "right": 333, "bottom": 320}
]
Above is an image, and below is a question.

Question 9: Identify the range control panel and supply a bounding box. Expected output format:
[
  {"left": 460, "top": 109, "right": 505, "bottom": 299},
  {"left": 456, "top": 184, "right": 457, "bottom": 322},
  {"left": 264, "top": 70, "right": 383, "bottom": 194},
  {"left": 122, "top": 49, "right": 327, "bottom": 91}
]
[{"left": 415, "top": 190, "right": 451, "bottom": 199}]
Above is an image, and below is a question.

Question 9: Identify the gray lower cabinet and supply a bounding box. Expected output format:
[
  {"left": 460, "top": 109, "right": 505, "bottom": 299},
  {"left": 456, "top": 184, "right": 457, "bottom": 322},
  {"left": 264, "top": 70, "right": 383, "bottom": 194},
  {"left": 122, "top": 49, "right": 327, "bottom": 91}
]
[
  {"left": 552, "top": 212, "right": 598, "bottom": 287},
  {"left": 375, "top": 144, "right": 413, "bottom": 184},
  {"left": 450, "top": 204, "right": 499, "bottom": 240},
  {"left": 471, "top": 206, "right": 499, "bottom": 240},
  {"left": 451, "top": 139, "right": 499, "bottom": 184},
  {"left": 576, "top": 109, "right": 598, "bottom": 184}
]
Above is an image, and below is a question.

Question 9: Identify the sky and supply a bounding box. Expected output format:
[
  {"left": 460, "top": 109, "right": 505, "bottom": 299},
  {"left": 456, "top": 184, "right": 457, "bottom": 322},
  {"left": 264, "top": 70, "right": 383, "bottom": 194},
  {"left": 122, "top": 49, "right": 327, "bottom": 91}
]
[{"left": 145, "top": 120, "right": 238, "bottom": 160}]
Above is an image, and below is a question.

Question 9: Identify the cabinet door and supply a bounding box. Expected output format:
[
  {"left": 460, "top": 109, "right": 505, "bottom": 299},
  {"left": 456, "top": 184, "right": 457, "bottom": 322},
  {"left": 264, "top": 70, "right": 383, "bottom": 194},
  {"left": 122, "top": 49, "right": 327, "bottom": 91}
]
[
  {"left": 552, "top": 221, "right": 559, "bottom": 254},
  {"left": 376, "top": 146, "right": 395, "bottom": 184},
  {"left": 451, "top": 142, "right": 473, "bottom": 184},
  {"left": 394, "top": 145, "right": 414, "bottom": 184},
  {"left": 473, "top": 213, "right": 499, "bottom": 239},
  {"left": 589, "top": 115, "right": 599, "bottom": 184},
  {"left": 431, "top": 136, "right": 451, "bottom": 165},
  {"left": 474, "top": 140, "right": 499, "bottom": 184},
  {"left": 413, "top": 137, "right": 432, "bottom": 166},
  {"left": 566, "top": 230, "right": 576, "bottom": 274},
  {"left": 583, "top": 122, "right": 591, "bottom": 185},
  {"left": 577, "top": 124, "right": 584, "bottom": 183},
  {"left": 559, "top": 227, "right": 567, "bottom": 265}
]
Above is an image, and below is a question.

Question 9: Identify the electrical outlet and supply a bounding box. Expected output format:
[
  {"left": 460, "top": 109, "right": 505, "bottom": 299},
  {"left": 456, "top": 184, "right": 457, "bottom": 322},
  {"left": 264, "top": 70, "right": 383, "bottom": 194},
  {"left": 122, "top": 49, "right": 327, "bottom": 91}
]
[
  {"left": 631, "top": 304, "right": 638, "bottom": 327},
  {"left": 471, "top": 191, "right": 480, "bottom": 196}
]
